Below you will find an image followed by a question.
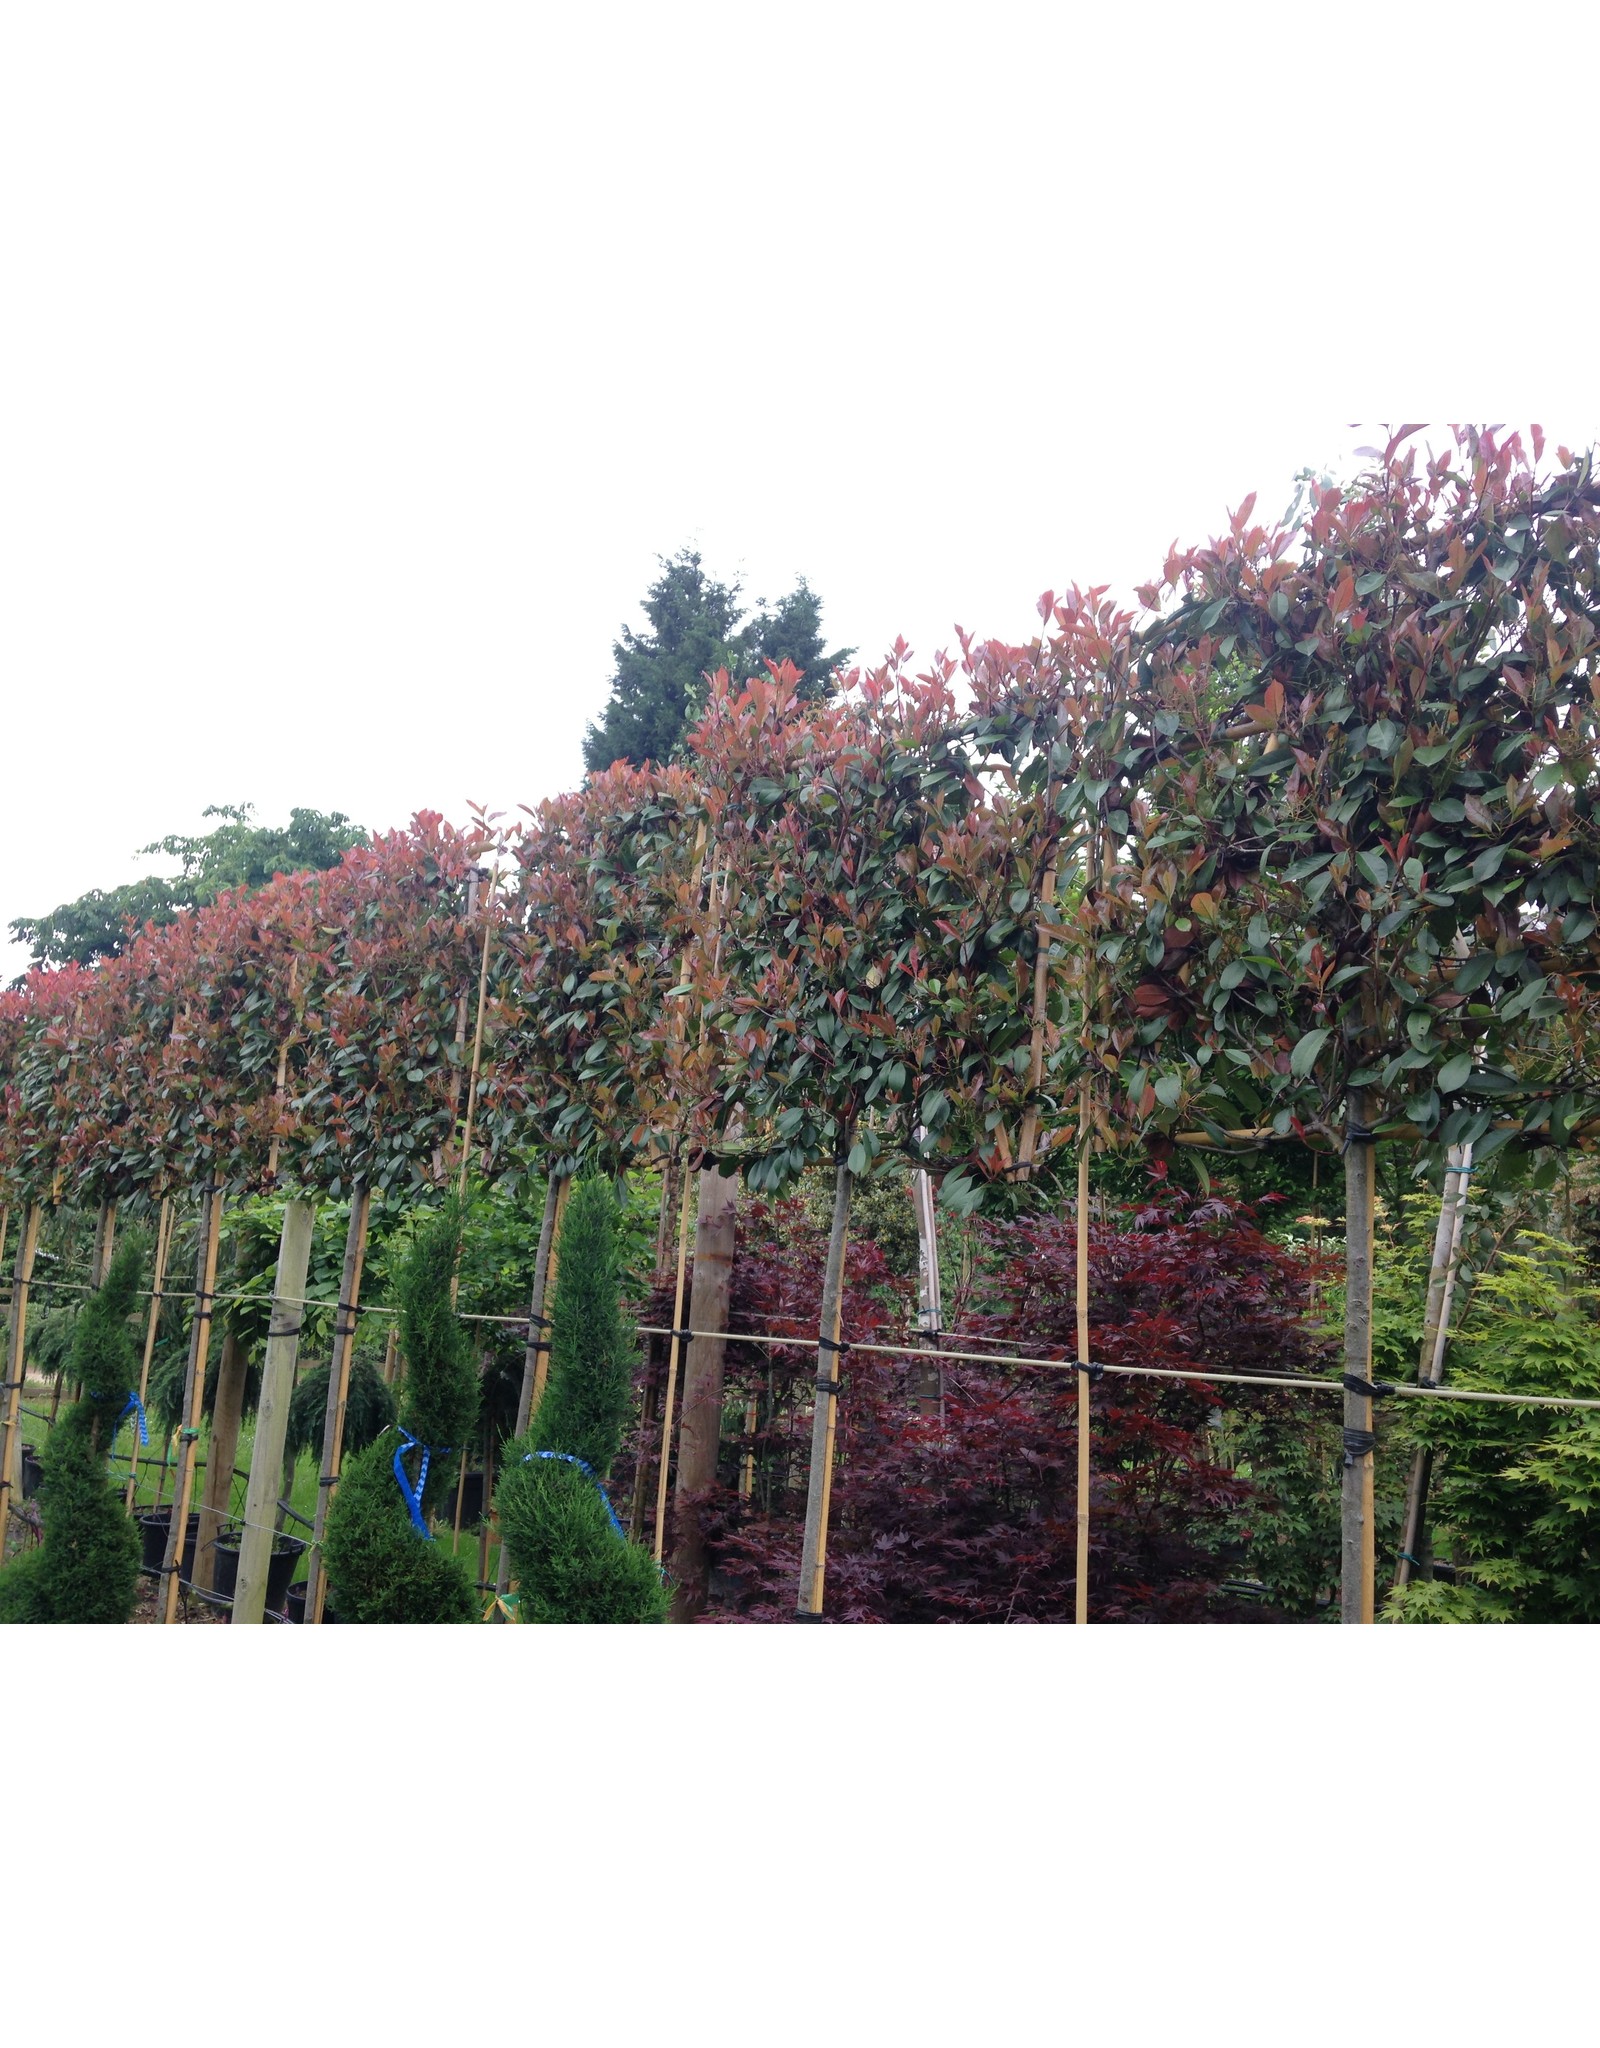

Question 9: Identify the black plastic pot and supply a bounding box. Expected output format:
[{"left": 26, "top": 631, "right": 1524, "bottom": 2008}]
[
  {"left": 212, "top": 1530, "right": 308, "bottom": 1614},
  {"left": 20, "top": 1444, "right": 44, "bottom": 1501},
  {"left": 138, "top": 1508, "right": 200, "bottom": 1583},
  {"left": 457, "top": 1470, "right": 486, "bottom": 1527},
  {"left": 284, "top": 1579, "right": 340, "bottom": 1624}
]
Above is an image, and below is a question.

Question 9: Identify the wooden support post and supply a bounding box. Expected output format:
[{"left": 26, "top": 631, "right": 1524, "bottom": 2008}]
[
  {"left": 456, "top": 868, "right": 495, "bottom": 1204},
  {"left": 739, "top": 1396, "right": 758, "bottom": 1500},
  {"left": 92, "top": 1200, "right": 118, "bottom": 1286},
  {"left": 451, "top": 1444, "right": 469, "bottom": 1552},
  {"left": 530, "top": 1175, "right": 571, "bottom": 1422},
  {"left": 0, "top": 1204, "right": 44, "bottom": 1559},
  {"left": 305, "top": 1184, "right": 371, "bottom": 1625},
  {"left": 193, "top": 1330, "right": 247, "bottom": 1593},
  {"left": 910, "top": 1162, "right": 943, "bottom": 1415},
  {"left": 233, "top": 1198, "right": 315, "bottom": 1624},
  {"left": 1341, "top": 1095, "right": 1377, "bottom": 1625},
  {"left": 669, "top": 1158, "right": 738, "bottom": 1615},
  {"left": 381, "top": 1322, "right": 399, "bottom": 1387},
  {"left": 161, "top": 1186, "right": 224, "bottom": 1624},
  {"left": 1017, "top": 862, "right": 1058, "bottom": 1169},
  {"left": 126, "top": 1197, "right": 173, "bottom": 1509},
  {"left": 477, "top": 1419, "right": 495, "bottom": 1589},
  {"left": 651, "top": 1167, "right": 696, "bottom": 1566},
  {"left": 490, "top": 1170, "right": 566, "bottom": 1615},
  {"left": 796, "top": 1156, "right": 853, "bottom": 1618}
]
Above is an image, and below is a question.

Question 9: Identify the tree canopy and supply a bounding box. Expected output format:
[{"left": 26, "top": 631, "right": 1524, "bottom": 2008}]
[
  {"left": 9, "top": 803, "right": 365, "bottom": 970},
  {"left": 582, "top": 550, "right": 852, "bottom": 773}
]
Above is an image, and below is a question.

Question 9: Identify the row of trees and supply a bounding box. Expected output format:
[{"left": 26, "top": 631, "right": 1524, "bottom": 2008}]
[{"left": 4, "top": 428, "right": 1596, "bottom": 1620}]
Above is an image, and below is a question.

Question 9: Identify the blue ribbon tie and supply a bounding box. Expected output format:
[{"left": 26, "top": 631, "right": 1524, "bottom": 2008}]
[
  {"left": 523, "top": 1450, "right": 628, "bottom": 1543},
  {"left": 393, "top": 1429, "right": 437, "bottom": 1539}
]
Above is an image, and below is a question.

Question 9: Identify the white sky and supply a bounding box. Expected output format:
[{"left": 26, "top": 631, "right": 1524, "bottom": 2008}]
[{"left": 3, "top": 7, "right": 1596, "bottom": 982}]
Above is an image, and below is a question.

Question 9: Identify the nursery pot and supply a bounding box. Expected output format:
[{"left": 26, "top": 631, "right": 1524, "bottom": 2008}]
[
  {"left": 20, "top": 1444, "right": 43, "bottom": 1502},
  {"left": 458, "top": 1469, "right": 486, "bottom": 1527},
  {"left": 213, "top": 1531, "right": 308, "bottom": 1614},
  {"left": 284, "top": 1578, "right": 339, "bottom": 1624},
  {"left": 139, "top": 1508, "right": 201, "bottom": 1583}
]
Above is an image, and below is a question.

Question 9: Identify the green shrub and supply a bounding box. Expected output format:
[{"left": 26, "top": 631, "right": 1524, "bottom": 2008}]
[
  {"left": 285, "top": 1355, "right": 396, "bottom": 1463},
  {"left": 321, "top": 1201, "right": 478, "bottom": 1623},
  {"left": 496, "top": 1177, "right": 667, "bottom": 1624},
  {"left": 0, "top": 1240, "right": 144, "bottom": 1625}
]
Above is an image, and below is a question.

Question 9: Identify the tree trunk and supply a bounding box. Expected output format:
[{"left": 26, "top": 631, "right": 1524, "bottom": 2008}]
[
  {"left": 1341, "top": 1095, "right": 1377, "bottom": 1625},
  {"left": 1075, "top": 1100, "right": 1092, "bottom": 1625},
  {"left": 669, "top": 1160, "right": 739, "bottom": 1620},
  {"left": 910, "top": 1165, "right": 943, "bottom": 1416},
  {"left": 305, "top": 1185, "right": 371, "bottom": 1625},
  {"left": 162, "top": 1186, "right": 224, "bottom": 1623},
  {"left": 235, "top": 1199, "right": 314, "bottom": 1622},
  {"left": 796, "top": 1156, "right": 853, "bottom": 1619},
  {"left": 1395, "top": 1143, "right": 1473, "bottom": 1589},
  {"left": 491, "top": 1171, "right": 565, "bottom": 1611},
  {"left": 193, "top": 1330, "right": 247, "bottom": 1594},
  {"left": 0, "top": 1204, "right": 43, "bottom": 1556}
]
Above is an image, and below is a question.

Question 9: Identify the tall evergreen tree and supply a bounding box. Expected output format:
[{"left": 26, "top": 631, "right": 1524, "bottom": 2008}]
[
  {"left": 495, "top": 1177, "right": 667, "bottom": 1622},
  {"left": 582, "top": 551, "right": 852, "bottom": 772}
]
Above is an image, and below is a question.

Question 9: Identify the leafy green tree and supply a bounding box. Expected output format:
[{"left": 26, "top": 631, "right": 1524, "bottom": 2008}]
[
  {"left": 582, "top": 550, "right": 852, "bottom": 772},
  {"left": 495, "top": 1177, "right": 667, "bottom": 1622},
  {"left": 0, "top": 1239, "right": 145, "bottom": 1624},
  {"left": 10, "top": 803, "right": 365, "bottom": 968},
  {"left": 321, "top": 1202, "right": 479, "bottom": 1623}
]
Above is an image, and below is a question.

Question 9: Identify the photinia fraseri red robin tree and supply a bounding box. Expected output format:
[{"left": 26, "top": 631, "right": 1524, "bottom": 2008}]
[
  {"left": 690, "top": 654, "right": 1044, "bottom": 1614},
  {"left": 1077, "top": 426, "right": 1600, "bottom": 1620}
]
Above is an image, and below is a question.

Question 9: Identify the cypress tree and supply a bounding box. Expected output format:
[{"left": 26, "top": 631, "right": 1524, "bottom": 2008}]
[
  {"left": 0, "top": 1239, "right": 145, "bottom": 1624},
  {"left": 496, "top": 1177, "right": 667, "bottom": 1623},
  {"left": 321, "top": 1202, "right": 479, "bottom": 1623}
]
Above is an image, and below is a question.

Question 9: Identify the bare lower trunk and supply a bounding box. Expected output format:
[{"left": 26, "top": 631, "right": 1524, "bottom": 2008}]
[
  {"left": 235, "top": 1199, "right": 314, "bottom": 1622},
  {"left": 795, "top": 1157, "right": 853, "bottom": 1619},
  {"left": 305, "top": 1186, "right": 371, "bottom": 1626},
  {"left": 193, "top": 1330, "right": 247, "bottom": 1594},
  {"left": 1341, "top": 1096, "right": 1377, "bottom": 1625},
  {"left": 669, "top": 1161, "right": 739, "bottom": 1621},
  {"left": 1395, "top": 1143, "right": 1473, "bottom": 1589}
]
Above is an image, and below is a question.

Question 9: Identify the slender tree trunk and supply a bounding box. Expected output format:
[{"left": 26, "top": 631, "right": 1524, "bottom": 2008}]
[
  {"left": 1341, "top": 1094, "right": 1377, "bottom": 1625},
  {"left": 193, "top": 1330, "right": 247, "bottom": 1594},
  {"left": 125, "top": 1197, "right": 173, "bottom": 1509},
  {"left": 911, "top": 1165, "right": 943, "bottom": 1416},
  {"left": 0, "top": 1204, "right": 43, "bottom": 1557},
  {"left": 162, "top": 1186, "right": 224, "bottom": 1624},
  {"left": 305, "top": 1185, "right": 371, "bottom": 1625},
  {"left": 1395, "top": 1143, "right": 1472, "bottom": 1589},
  {"left": 1075, "top": 1096, "right": 1092, "bottom": 1626},
  {"left": 796, "top": 1155, "right": 853, "bottom": 1619},
  {"left": 669, "top": 1160, "right": 739, "bottom": 1620},
  {"left": 235, "top": 1199, "right": 314, "bottom": 1622}
]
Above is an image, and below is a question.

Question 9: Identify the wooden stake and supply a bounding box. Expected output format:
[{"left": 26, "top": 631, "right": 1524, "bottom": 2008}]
[
  {"left": 739, "top": 1396, "right": 758, "bottom": 1500},
  {"left": 1341, "top": 1095, "right": 1377, "bottom": 1625},
  {"left": 161, "top": 1185, "right": 224, "bottom": 1624},
  {"left": 0, "top": 1204, "right": 44, "bottom": 1559},
  {"left": 126, "top": 1197, "right": 173, "bottom": 1508},
  {"left": 306, "top": 1184, "right": 371, "bottom": 1625},
  {"left": 233, "top": 1198, "right": 315, "bottom": 1623},
  {"left": 477, "top": 1419, "right": 495, "bottom": 1589},
  {"left": 530, "top": 1175, "right": 571, "bottom": 1423},
  {"left": 382, "top": 1322, "right": 399, "bottom": 1386},
  {"left": 490, "top": 1169, "right": 567, "bottom": 1615},
  {"left": 651, "top": 1167, "right": 695, "bottom": 1565},
  {"left": 796, "top": 1156, "right": 853, "bottom": 1617},
  {"left": 193, "top": 1329, "right": 247, "bottom": 1594},
  {"left": 92, "top": 1199, "right": 118, "bottom": 1286},
  {"left": 451, "top": 1444, "right": 469, "bottom": 1552},
  {"left": 456, "top": 869, "right": 496, "bottom": 1205}
]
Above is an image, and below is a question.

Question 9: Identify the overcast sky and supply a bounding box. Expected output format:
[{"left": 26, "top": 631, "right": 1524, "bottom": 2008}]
[{"left": 3, "top": 10, "right": 1595, "bottom": 982}]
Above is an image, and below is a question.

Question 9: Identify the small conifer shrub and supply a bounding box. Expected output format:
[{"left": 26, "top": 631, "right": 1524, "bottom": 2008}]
[
  {"left": 496, "top": 1177, "right": 667, "bottom": 1623},
  {"left": 0, "top": 1240, "right": 145, "bottom": 1624},
  {"left": 321, "top": 1202, "right": 478, "bottom": 1623}
]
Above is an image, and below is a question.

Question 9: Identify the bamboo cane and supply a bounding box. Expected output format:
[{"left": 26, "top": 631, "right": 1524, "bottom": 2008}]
[
  {"left": 739, "top": 1396, "right": 758, "bottom": 1500},
  {"left": 382, "top": 1322, "right": 399, "bottom": 1387},
  {"left": 477, "top": 1419, "right": 495, "bottom": 1589},
  {"left": 125, "top": 1197, "right": 173, "bottom": 1509},
  {"left": 161, "top": 1186, "right": 224, "bottom": 1624},
  {"left": 489, "top": 1170, "right": 566, "bottom": 1617},
  {"left": 0, "top": 1204, "right": 44, "bottom": 1559},
  {"left": 92, "top": 1200, "right": 118, "bottom": 1286},
  {"left": 451, "top": 1444, "right": 469, "bottom": 1552},
  {"left": 1395, "top": 1143, "right": 1473, "bottom": 1589},
  {"left": 306, "top": 1184, "right": 372, "bottom": 1625},
  {"left": 1017, "top": 861, "right": 1058, "bottom": 1170},
  {"left": 1340, "top": 1093, "right": 1377, "bottom": 1625},
  {"left": 456, "top": 869, "right": 496, "bottom": 1207},
  {"left": 530, "top": 1174, "right": 571, "bottom": 1421},
  {"left": 651, "top": 1169, "right": 695, "bottom": 1564}
]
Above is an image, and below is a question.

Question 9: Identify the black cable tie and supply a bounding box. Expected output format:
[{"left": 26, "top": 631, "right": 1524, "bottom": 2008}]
[
  {"left": 1417, "top": 1376, "right": 1440, "bottom": 1390},
  {"left": 794, "top": 1611, "right": 824, "bottom": 1622},
  {"left": 1078, "top": 1360, "right": 1106, "bottom": 1383},
  {"left": 317, "top": 1473, "right": 340, "bottom": 1488},
  {"left": 667, "top": 1327, "right": 695, "bottom": 1344},
  {"left": 1343, "top": 1118, "right": 1376, "bottom": 1149},
  {"left": 1343, "top": 1373, "right": 1396, "bottom": 1399},
  {"left": 267, "top": 1321, "right": 304, "bottom": 1341},
  {"left": 815, "top": 1377, "right": 843, "bottom": 1397},
  {"left": 818, "top": 1335, "right": 851, "bottom": 1355},
  {"left": 1341, "top": 1427, "right": 1377, "bottom": 1466}
]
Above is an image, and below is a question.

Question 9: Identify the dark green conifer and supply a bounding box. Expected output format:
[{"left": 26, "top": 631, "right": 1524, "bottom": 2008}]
[
  {"left": 0, "top": 1239, "right": 144, "bottom": 1624},
  {"left": 496, "top": 1177, "right": 667, "bottom": 1623},
  {"left": 321, "top": 1202, "right": 479, "bottom": 1623}
]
